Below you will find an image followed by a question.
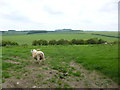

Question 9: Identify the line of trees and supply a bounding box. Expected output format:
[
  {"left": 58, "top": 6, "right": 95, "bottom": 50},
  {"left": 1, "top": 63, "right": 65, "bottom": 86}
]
[
  {"left": 32, "top": 38, "right": 106, "bottom": 46},
  {"left": 27, "top": 31, "right": 47, "bottom": 34},
  {"left": 92, "top": 33, "right": 119, "bottom": 38},
  {"left": 1, "top": 40, "right": 19, "bottom": 46},
  {"left": 1, "top": 38, "right": 119, "bottom": 47}
]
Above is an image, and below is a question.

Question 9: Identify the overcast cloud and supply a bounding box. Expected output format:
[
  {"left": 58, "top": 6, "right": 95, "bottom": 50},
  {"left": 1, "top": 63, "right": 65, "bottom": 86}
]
[{"left": 0, "top": 0, "right": 119, "bottom": 31}]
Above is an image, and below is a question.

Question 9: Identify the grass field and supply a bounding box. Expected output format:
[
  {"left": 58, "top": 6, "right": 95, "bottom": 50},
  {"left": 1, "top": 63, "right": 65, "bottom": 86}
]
[
  {"left": 1, "top": 31, "right": 119, "bottom": 88},
  {"left": 2, "top": 44, "right": 118, "bottom": 88},
  {"left": 83, "top": 31, "right": 118, "bottom": 37},
  {"left": 2, "top": 31, "right": 118, "bottom": 45}
]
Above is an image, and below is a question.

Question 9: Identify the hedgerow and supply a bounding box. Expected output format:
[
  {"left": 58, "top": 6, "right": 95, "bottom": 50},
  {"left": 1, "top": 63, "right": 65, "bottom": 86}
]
[
  {"left": 32, "top": 38, "right": 106, "bottom": 46},
  {"left": 1, "top": 40, "right": 19, "bottom": 46}
]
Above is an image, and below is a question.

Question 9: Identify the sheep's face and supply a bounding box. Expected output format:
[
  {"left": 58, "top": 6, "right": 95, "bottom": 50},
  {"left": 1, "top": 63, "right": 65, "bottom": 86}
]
[{"left": 31, "top": 49, "right": 37, "bottom": 53}]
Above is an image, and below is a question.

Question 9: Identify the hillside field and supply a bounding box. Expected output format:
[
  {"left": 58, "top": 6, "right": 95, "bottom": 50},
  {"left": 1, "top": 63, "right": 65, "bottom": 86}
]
[
  {"left": 2, "top": 31, "right": 118, "bottom": 45},
  {"left": 2, "top": 45, "right": 119, "bottom": 88}
]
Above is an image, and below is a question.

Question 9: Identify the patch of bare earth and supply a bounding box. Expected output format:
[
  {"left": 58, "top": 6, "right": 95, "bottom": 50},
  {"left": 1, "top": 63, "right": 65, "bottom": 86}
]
[
  {"left": 68, "top": 61, "right": 118, "bottom": 88},
  {"left": 2, "top": 58, "right": 118, "bottom": 88},
  {"left": 2, "top": 59, "right": 57, "bottom": 88},
  {"left": 4, "top": 60, "right": 20, "bottom": 64},
  {"left": 11, "top": 56, "right": 32, "bottom": 62}
]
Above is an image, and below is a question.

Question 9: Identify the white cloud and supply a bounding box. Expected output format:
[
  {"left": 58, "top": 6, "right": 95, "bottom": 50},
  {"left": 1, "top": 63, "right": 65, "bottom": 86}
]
[{"left": 0, "top": 0, "right": 119, "bottom": 31}]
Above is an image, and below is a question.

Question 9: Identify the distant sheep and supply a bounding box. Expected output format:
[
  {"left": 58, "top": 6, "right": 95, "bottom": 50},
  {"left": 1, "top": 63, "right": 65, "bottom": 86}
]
[
  {"left": 104, "top": 42, "right": 108, "bottom": 44},
  {"left": 31, "top": 49, "right": 45, "bottom": 62},
  {"left": 104, "top": 42, "right": 113, "bottom": 46}
]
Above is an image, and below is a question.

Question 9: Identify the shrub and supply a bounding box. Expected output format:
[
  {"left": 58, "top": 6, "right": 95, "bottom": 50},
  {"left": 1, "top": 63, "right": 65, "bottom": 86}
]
[
  {"left": 38, "top": 40, "right": 48, "bottom": 45},
  {"left": 70, "top": 39, "right": 77, "bottom": 45},
  {"left": 86, "top": 38, "right": 98, "bottom": 44},
  {"left": 32, "top": 40, "right": 39, "bottom": 46},
  {"left": 57, "top": 39, "right": 70, "bottom": 45},
  {"left": 2, "top": 40, "right": 19, "bottom": 46},
  {"left": 11, "top": 42, "right": 19, "bottom": 46},
  {"left": 86, "top": 38, "right": 105, "bottom": 44},
  {"left": 111, "top": 41, "right": 120, "bottom": 44},
  {"left": 32, "top": 40, "right": 48, "bottom": 45},
  {"left": 49, "top": 40, "right": 57, "bottom": 45},
  {"left": 71, "top": 39, "right": 85, "bottom": 45},
  {"left": 98, "top": 39, "right": 106, "bottom": 44},
  {"left": 42, "top": 40, "right": 48, "bottom": 45},
  {"left": 75, "top": 39, "right": 85, "bottom": 45}
]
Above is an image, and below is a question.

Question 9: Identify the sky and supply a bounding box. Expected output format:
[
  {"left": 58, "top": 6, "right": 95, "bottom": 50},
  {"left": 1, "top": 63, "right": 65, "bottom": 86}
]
[{"left": 0, "top": 0, "right": 119, "bottom": 31}]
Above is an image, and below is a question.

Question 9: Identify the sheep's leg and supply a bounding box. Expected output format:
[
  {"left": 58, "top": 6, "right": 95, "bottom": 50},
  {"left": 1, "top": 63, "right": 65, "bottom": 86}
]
[
  {"left": 43, "top": 55, "right": 45, "bottom": 61},
  {"left": 36, "top": 55, "right": 40, "bottom": 61}
]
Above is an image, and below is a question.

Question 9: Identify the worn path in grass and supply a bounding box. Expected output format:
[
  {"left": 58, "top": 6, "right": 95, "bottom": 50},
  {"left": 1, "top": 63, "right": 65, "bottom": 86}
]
[{"left": 2, "top": 56, "right": 118, "bottom": 88}]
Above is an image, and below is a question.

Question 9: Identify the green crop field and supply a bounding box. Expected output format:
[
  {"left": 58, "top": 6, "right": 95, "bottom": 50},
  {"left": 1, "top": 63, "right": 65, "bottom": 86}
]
[
  {"left": 2, "top": 31, "right": 118, "bottom": 45},
  {"left": 2, "top": 44, "right": 119, "bottom": 88}
]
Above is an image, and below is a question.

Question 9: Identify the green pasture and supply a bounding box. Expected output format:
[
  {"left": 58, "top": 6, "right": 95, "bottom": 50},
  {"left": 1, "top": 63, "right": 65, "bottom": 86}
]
[
  {"left": 2, "top": 31, "right": 118, "bottom": 45},
  {"left": 83, "top": 31, "right": 118, "bottom": 37},
  {"left": 2, "top": 45, "right": 118, "bottom": 84}
]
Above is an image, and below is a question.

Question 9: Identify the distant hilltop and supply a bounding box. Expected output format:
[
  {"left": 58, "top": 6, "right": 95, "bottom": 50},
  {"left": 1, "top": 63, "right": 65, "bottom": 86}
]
[
  {"left": 0, "top": 29, "right": 83, "bottom": 35},
  {"left": 0, "top": 29, "right": 83, "bottom": 32},
  {"left": 55, "top": 29, "right": 83, "bottom": 31},
  {"left": 0, "top": 29, "right": 83, "bottom": 34}
]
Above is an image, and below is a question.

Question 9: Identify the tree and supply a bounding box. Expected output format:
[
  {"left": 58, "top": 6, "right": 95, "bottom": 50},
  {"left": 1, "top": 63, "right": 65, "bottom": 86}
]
[
  {"left": 57, "top": 39, "right": 69, "bottom": 45},
  {"left": 32, "top": 40, "right": 39, "bottom": 46},
  {"left": 49, "top": 40, "right": 57, "bottom": 45},
  {"left": 98, "top": 39, "right": 106, "bottom": 44},
  {"left": 86, "top": 38, "right": 99, "bottom": 44},
  {"left": 2, "top": 40, "right": 19, "bottom": 46},
  {"left": 71, "top": 39, "right": 85, "bottom": 45}
]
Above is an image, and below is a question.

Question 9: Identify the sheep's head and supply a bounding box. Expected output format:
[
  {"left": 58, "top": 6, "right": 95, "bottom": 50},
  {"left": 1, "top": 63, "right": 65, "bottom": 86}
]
[{"left": 31, "top": 49, "right": 37, "bottom": 53}]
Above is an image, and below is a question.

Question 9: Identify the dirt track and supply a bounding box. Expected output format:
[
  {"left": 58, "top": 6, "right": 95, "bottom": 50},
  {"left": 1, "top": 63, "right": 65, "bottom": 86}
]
[{"left": 2, "top": 57, "right": 118, "bottom": 88}]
